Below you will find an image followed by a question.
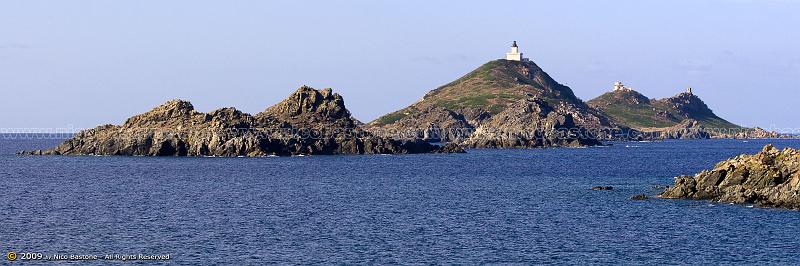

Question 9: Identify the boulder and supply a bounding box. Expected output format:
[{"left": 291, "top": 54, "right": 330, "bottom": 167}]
[
  {"left": 631, "top": 194, "right": 649, "bottom": 200},
  {"left": 660, "top": 144, "right": 800, "bottom": 209}
]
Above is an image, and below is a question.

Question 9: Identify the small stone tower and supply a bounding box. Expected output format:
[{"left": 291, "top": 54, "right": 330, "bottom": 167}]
[
  {"left": 687, "top": 87, "right": 693, "bottom": 95},
  {"left": 613, "top": 81, "right": 624, "bottom": 91},
  {"left": 506, "top": 41, "right": 523, "bottom": 61},
  {"left": 613, "top": 81, "right": 632, "bottom": 92}
]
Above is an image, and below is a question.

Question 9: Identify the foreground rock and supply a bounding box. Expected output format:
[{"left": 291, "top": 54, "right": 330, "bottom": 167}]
[
  {"left": 21, "top": 86, "right": 463, "bottom": 156},
  {"left": 661, "top": 144, "right": 800, "bottom": 209}
]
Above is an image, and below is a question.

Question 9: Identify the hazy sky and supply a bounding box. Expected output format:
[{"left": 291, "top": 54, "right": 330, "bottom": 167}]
[{"left": 1, "top": 0, "right": 798, "bottom": 131}]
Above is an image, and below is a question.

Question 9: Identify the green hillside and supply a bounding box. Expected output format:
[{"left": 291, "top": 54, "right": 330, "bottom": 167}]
[
  {"left": 371, "top": 59, "right": 599, "bottom": 127},
  {"left": 588, "top": 89, "right": 741, "bottom": 130}
]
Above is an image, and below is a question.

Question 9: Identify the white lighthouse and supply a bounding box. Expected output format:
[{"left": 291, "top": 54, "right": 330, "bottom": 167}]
[{"left": 505, "top": 41, "right": 524, "bottom": 61}]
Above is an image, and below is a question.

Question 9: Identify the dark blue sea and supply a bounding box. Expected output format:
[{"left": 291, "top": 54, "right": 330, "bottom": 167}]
[{"left": 2, "top": 138, "right": 800, "bottom": 265}]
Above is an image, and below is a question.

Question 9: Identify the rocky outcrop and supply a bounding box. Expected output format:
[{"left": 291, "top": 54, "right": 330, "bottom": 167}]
[
  {"left": 662, "top": 92, "right": 715, "bottom": 119},
  {"left": 661, "top": 144, "right": 800, "bottom": 209},
  {"left": 631, "top": 194, "right": 649, "bottom": 200},
  {"left": 709, "top": 127, "right": 782, "bottom": 139},
  {"left": 462, "top": 98, "right": 602, "bottom": 148},
  {"left": 662, "top": 119, "right": 709, "bottom": 139},
  {"left": 635, "top": 119, "right": 710, "bottom": 140},
  {"left": 372, "top": 106, "right": 474, "bottom": 143},
  {"left": 21, "top": 86, "right": 463, "bottom": 156}
]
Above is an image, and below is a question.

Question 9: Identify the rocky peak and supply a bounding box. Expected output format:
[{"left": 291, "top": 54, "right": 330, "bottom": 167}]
[
  {"left": 420, "top": 59, "right": 583, "bottom": 109},
  {"left": 149, "top": 99, "right": 196, "bottom": 116},
  {"left": 262, "top": 86, "right": 349, "bottom": 119},
  {"left": 207, "top": 107, "right": 255, "bottom": 129},
  {"left": 371, "top": 58, "right": 616, "bottom": 145},
  {"left": 661, "top": 92, "right": 714, "bottom": 118},
  {"left": 259, "top": 86, "right": 356, "bottom": 128},
  {"left": 593, "top": 89, "right": 652, "bottom": 107},
  {"left": 123, "top": 99, "right": 203, "bottom": 128},
  {"left": 493, "top": 60, "right": 581, "bottom": 103},
  {"left": 762, "top": 143, "right": 778, "bottom": 154}
]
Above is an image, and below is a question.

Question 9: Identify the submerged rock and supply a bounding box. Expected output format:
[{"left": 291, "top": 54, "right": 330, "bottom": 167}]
[
  {"left": 631, "top": 194, "right": 649, "bottom": 200},
  {"left": 660, "top": 144, "right": 800, "bottom": 209},
  {"left": 592, "top": 186, "right": 614, "bottom": 191},
  {"left": 20, "top": 86, "right": 463, "bottom": 157}
]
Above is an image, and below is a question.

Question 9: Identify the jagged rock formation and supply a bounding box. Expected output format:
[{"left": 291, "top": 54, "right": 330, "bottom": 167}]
[
  {"left": 462, "top": 98, "right": 602, "bottom": 148},
  {"left": 370, "top": 59, "right": 617, "bottom": 148},
  {"left": 373, "top": 106, "right": 475, "bottom": 143},
  {"left": 22, "top": 86, "right": 462, "bottom": 156},
  {"left": 713, "top": 127, "right": 782, "bottom": 139},
  {"left": 661, "top": 144, "right": 800, "bottom": 209}
]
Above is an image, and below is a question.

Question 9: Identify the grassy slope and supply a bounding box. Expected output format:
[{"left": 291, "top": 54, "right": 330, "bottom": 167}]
[
  {"left": 589, "top": 91, "right": 741, "bottom": 130},
  {"left": 372, "top": 60, "right": 580, "bottom": 126}
]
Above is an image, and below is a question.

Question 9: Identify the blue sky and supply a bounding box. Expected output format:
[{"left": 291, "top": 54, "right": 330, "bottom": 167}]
[{"left": 1, "top": 0, "right": 798, "bottom": 130}]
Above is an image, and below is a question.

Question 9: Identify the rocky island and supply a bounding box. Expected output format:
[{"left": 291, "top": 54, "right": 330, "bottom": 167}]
[
  {"left": 370, "top": 58, "right": 615, "bottom": 148},
  {"left": 587, "top": 82, "right": 778, "bottom": 139},
  {"left": 661, "top": 144, "right": 800, "bottom": 209},
  {"left": 22, "top": 86, "right": 462, "bottom": 156}
]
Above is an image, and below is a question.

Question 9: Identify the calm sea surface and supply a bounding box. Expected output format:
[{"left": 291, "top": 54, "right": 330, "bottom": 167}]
[{"left": 2, "top": 138, "right": 800, "bottom": 265}]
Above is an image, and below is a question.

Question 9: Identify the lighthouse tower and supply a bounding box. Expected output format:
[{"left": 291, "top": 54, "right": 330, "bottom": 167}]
[{"left": 506, "top": 41, "right": 523, "bottom": 61}]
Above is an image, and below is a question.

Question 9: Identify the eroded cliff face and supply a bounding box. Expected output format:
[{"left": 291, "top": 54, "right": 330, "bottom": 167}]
[
  {"left": 22, "top": 86, "right": 462, "bottom": 156},
  {"left": 371, "top": 106, "right": 475, "bottom": 143},
  {"left": 462, "top": 98, "right": 602, "bottom": 148},
  {"left": 661, "top": 144, "right": 800, "bottom": 209},
  {"left": 259, "top": 87, "right": 353, "bottom": 128}
]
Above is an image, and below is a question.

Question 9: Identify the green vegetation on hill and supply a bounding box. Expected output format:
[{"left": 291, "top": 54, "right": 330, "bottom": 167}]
[
  {"left": 376, "top": 110, "right": 410, "bottom": 125},
  {"left": 599, "top": 104, "right": 674, "bottom": 128},
  {"left": 588, "top": 90, "right": 741, "bottom": 130},
  {"left": 371, "top": 59, "right": 589, "bottom": 126},
  {"left": 433, "top": 92, "right": 522, "bottom": 114},
  {"left": 371, "top": 56, "right": 742, "bottom": 140}
]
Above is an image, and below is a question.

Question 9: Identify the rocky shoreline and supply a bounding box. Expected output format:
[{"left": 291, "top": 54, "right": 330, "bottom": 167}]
[{"left": 660, "top": 144, "right": 800, "bottom": 209}]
